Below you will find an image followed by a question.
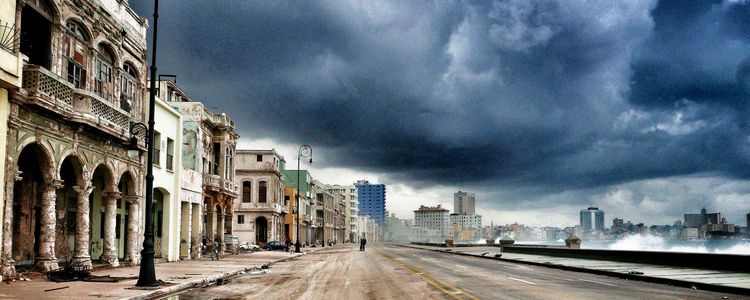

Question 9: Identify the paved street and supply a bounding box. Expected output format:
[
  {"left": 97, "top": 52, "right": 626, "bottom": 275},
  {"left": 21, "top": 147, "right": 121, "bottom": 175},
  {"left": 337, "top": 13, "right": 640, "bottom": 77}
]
[{"left": 176, "top": 244, "right": 742, "bottom": 300}]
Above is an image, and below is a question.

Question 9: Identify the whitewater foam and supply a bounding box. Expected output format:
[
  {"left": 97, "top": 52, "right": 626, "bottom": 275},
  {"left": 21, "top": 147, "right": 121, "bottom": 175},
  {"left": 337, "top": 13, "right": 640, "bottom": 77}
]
[{"left": 605, "top": 234, "right": 750, "bottom": 254}]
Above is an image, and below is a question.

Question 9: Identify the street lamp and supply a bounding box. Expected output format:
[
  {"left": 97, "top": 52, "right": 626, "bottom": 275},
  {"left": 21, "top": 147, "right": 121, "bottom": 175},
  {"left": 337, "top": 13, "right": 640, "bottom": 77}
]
[
  {"left": 134, "top": 0, "right": 161, "bottom": 287},
  {"left": 295, "top": 145, "right": 312, "bottom": 253}
]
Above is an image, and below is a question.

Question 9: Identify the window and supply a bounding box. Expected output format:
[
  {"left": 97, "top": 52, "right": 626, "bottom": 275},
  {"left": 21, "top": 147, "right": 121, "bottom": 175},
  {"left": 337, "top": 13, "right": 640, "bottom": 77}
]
[
  {"left": 166, "top": 138, "right": 174, "bottom": 171},
  {"left": 20, "top": 0, "right": 53, "bottom": 68},
  {"left": 256, "top": 154, "right": 262, "bottom": 162},
  {"left": 213, "top": 143, "right": 220, "bottom": 175},
  {"left": 284, "top": 195, "right": 290, "bottom": 206},
  {"left": 258, "top": 181, "right": 267, "bottom": 203},
  {"left": 95, "top": 45, "right": 115, "bottom": 101},
  {"left": 63, "top": 20, "right": 89, "bottom": 88},
  {"left": 153, "top": 131, "right": 161, "bottom": 166},
  {"left": 120, "top": 63, "right": 138, "bottom": 112},
  {"left": 242, "top": 181, "right": 252, "bottom": 203},
  {"left": 237, "top": 215, "right": 245, "bottom": 224}
]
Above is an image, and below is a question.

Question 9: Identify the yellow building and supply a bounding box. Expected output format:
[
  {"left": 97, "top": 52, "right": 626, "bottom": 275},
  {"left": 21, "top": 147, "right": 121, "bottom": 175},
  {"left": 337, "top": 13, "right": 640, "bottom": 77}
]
[
  {"left": 0, "top": 0, "right": 23, "bottom": 282},
  {"left": 283, "top": 186, "right": 299, "bottom": 244}
]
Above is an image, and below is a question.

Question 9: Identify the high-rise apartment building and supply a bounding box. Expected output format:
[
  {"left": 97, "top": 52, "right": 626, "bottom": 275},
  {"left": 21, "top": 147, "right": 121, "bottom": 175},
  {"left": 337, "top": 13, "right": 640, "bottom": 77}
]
[
  {"left": 355, "top": 180, "right": 386, "bottom": 228},
  {"left": 454, "top": 191, "right": 475, "bottom": 214},
  {"left": 580, "top": 207, "right": 605, "bottom": 233}
]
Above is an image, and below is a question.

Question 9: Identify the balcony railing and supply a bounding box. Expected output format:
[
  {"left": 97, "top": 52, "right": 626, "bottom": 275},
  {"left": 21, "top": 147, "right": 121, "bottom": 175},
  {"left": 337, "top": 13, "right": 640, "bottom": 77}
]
[
  {"left": 220, "top": 178, "right": 238, "bottom": 195},
  {"left": 22, "top": 65, "right": 74, "bottom": 109},
  {"left": 204, "top": 107, "right": 235, "bottom": 128},
  {"left": 23, "top": 65, "right": 132, "bottom": 136},
  {"left": 203, "top": 174, "right": 221, "bottom": 191}
]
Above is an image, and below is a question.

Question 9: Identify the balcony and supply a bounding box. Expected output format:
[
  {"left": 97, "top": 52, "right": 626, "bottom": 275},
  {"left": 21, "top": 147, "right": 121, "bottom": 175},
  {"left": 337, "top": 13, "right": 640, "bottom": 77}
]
[
  {"left": 21, "top": 65, "right": 74, "bottom": 114},
  {"left": 220, "top": 178, "right": 239, "bottom": 196},
  {"left": 205, "top": 108, "right": 235, "bottom": 129},
  {"left": 22, "top": 65, "right": 131, "bottom": 139},
  {"left": 237, "top": 202, "right": 286, "bottom": 214},
  {"left": 203, "top": 174, "right": 221, "bottom": 192}
]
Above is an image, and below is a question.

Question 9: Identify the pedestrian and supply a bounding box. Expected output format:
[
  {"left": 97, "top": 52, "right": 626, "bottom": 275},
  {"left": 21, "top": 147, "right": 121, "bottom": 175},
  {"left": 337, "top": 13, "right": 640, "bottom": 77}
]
[
  {"left": 211, "top": 239, "right": 220, "bottom": 260},
  {"left": 360, "top": 238, "right": 367, "bottom": 251}
]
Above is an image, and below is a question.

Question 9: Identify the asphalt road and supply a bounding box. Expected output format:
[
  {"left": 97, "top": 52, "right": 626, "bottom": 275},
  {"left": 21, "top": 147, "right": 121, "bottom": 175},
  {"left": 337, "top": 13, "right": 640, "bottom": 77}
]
[{"left": 175, "top": 244, "right": 743, "bottom": 300}]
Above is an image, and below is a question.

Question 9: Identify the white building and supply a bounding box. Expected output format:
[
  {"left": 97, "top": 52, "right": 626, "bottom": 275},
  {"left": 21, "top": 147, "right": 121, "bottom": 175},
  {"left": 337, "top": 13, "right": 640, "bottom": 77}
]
[
  {"left": 330, "top": 185, "right": 358, "bottom": 242},
  {"left": 414, "top": 205, "right": 450, "bottom": 238},
  {"left": 454, "top": 191, "right": 475, "bottom": 214},
  {"left": 449, "top": 213, "right": 482, "bottom": 232},
  {"left": 148, "top": 93, "right": 183, "bottom": 261}
]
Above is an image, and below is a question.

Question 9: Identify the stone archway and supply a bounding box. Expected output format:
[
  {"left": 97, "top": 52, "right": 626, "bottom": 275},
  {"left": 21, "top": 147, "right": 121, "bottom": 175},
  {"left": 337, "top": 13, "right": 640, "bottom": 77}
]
[
  {"left": 56, "top": 155, "right": 85, "bottom": 264},
  {"left": 10, "top": 143, "right": 57, "bottom": 271},
  {"left": 118, "top": 171, "right": 140, "bottom": 265},
  {"left": 91, "top": 164, "right": 118, "bottom": 266}
]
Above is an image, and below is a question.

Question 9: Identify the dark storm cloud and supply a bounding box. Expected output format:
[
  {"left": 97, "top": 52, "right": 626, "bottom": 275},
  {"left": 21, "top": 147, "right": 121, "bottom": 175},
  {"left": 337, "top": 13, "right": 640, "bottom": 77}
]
[{"left": 129, "top": 1, "right": 750, "bottom": 192}]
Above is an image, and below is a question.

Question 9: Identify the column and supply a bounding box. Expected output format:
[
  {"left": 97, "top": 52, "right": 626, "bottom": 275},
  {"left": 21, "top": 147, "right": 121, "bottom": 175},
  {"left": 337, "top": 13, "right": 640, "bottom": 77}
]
[
  {"left": 36, "top": 179, "right": 63, "bottom": 271},
  {"left": 179, "top": 202, "right": 190, "bottom": 259},
  {"left": 217, "top": 207, "right": 225, "bottom": 254},
  {"left": 72, "top": 184, "right": 94, "bottom": 269},
  {"left": 101, "top": 191, "right": 120, "bottom": 267},
  {"left": 1, "top": 169, "right": 19, "bottom": 278},
  {"left": 124, "top": 195, "right": 140, "bottom": 266},
  {"left": 191, "top": 203, "right": 201, "bottom": 259},
  {"left": 205, "top": 204, "right": 215, "bottom": 253},
  {"left": 224, "top": 211, "right": 234, "bottom": 252}
]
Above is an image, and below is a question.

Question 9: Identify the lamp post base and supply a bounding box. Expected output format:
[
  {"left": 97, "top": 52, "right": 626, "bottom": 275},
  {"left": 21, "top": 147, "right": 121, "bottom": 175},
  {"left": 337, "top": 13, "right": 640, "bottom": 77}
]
[{"left": 295, "top": 241, "right": 301, "bottom": 253}]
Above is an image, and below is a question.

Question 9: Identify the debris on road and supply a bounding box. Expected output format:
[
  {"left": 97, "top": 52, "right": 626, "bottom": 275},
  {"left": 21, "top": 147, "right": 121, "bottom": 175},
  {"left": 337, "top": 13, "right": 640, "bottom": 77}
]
[{"left": 44, "top": 286, "right": 70, "bottom": 292}]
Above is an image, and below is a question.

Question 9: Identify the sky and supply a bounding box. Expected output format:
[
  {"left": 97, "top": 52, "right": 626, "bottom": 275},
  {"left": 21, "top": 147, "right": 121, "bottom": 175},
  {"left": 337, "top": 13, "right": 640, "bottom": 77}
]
[{"left": 129, "top": 0, "right": 750, "bottom": 227}]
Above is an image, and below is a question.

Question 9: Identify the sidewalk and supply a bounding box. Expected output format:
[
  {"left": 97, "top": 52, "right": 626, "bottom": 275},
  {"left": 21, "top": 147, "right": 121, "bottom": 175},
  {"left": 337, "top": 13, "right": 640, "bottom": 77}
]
[
  {"left": 0, "top": 248, "right": 321, "bottom": 300},
  {"left": 402, "top": 244, "right": 750, "bottom": 295}
]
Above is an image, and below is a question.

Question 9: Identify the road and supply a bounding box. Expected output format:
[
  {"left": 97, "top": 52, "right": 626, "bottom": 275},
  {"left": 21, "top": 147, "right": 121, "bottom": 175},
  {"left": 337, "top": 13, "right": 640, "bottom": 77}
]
[{"left": 175, "top": 244, "right": 742, "bottom": 300}]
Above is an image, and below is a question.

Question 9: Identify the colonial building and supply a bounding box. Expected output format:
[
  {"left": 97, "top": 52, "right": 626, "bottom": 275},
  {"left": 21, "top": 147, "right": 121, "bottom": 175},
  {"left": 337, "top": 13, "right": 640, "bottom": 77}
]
[
  {"left": 1, "top": 0, "right": 149, "bottom": 277},
  {"left": 233, "top": 149, "right": 287, "bottom": 247},
  {"left": 160, "top": 79, "right": 238, "bottom": 255}
]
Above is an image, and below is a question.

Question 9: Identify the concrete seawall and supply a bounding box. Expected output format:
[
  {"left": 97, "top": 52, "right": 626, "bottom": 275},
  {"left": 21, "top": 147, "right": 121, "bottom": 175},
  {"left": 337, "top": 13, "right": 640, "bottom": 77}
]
[{"left": 410, "top": 242, "right": 750, "bottom": 272}]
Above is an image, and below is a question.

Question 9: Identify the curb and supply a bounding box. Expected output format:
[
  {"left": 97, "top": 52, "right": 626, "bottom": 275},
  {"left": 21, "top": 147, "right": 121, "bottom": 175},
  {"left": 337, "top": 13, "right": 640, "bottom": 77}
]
[
  {"left": 123, "top": 253, "right": 307, "bottom": 300},
  {"left": 399, "top": 244, "right": 750, "bottom": 296}
]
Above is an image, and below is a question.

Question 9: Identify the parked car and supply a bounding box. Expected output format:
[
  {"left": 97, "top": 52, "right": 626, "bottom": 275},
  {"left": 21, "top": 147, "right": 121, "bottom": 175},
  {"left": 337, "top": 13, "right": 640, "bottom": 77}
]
[
  {"left": 239, "top": 242, "right": 260, "bottom": 252},
  {"left": 264, "top": 241, "right": 289, "bottom": 251}
]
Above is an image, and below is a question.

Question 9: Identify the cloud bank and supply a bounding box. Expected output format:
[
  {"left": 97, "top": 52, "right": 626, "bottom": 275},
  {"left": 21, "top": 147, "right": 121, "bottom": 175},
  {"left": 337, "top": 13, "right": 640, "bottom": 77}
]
[{"left": 129, "top": 0, "right": 750, "bottom": 225}]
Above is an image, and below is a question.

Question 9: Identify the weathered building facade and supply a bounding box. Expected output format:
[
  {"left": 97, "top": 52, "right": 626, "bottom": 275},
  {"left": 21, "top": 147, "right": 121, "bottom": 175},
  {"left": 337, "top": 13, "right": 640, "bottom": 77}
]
[
  {"left": 329, "top": 185, "right": 357, "bottom": 242},
  {"left": 1, "top": 0, "right": 149, "bottom": 277},
  {"left": 233, "top": 149, "right": 287, "bottom": 247},
  {"left": 161, "top": 79, "right": 238, "bottom": 255},
  {"left": 311, "top": 180, "right": 334, "bottom": 246}
]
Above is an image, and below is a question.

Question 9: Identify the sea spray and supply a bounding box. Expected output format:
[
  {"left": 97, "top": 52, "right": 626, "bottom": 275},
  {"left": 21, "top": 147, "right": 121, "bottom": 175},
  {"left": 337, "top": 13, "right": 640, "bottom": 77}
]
[{"left": 605, "top": 234, "right": 750, "bottom": 254}]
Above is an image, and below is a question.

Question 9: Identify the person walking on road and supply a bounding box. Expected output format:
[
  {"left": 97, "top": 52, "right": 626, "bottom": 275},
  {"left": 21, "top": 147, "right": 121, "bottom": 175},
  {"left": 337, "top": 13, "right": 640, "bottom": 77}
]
[
  {"left": 211, "top": 239, "right": 220, "bottom": 260},
  {"left": 360, "top": 238, "right": 367, "bottom": 251}
]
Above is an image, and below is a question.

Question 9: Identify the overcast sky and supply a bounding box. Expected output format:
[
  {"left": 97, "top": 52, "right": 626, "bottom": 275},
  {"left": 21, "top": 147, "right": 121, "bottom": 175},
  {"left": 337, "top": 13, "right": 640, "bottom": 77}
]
[{"left": 130, "top": 0, "right": 750, "bottom": 227}]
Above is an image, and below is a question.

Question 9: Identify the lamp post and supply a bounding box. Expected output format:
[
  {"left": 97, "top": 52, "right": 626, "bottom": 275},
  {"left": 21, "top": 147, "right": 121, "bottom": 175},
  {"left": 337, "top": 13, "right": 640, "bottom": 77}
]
[
  {"left": 295, "top": 145, "right": 312, "bottom": 253},
  {"left": 133, "top": 0, "right": 160, "bottom": 287}
]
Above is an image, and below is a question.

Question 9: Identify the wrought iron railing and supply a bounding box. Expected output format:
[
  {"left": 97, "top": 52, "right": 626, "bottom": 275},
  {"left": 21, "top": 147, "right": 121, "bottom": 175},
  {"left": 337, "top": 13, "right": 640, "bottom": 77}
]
[{"left": 0, "top": 20, "right": 19, "bottom": 53}]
